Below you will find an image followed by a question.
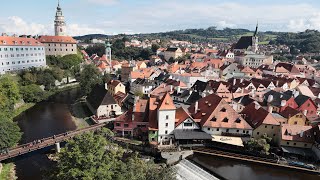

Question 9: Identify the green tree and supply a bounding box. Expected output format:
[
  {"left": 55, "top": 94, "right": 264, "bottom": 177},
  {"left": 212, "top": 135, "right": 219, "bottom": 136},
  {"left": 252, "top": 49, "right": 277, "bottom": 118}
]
[
  {"left": 36, "top": 71, "right": 56, "bottom": 90},
  {"left": 49, "top": 129, "right": 176, "bottom": 180},
  {"left": 245, "top": 133, "right": 271, "bottom": 155},
  {"left": 22, "top": 72, "right": 37, "bottom": 85},
  {"left": 0, "top": 76, "right": 21, "bottom": 107},
  {"left": 59, "top": 54, "right": 83, "bottom": 69},
  {"left": 0, "top": 119, "right": 22, "bottom": 149},
  {"left": 78, "top": 64, "right": 102, "bottom": 95},
  {"left": 20, "top": 84, "right": 45, "bottom": 103},
  {"left": 151, "top": 44, "right": 160, "bottom": 53},
  {"left": 51, "top": 67, "right": 64, "bottom": 82}
]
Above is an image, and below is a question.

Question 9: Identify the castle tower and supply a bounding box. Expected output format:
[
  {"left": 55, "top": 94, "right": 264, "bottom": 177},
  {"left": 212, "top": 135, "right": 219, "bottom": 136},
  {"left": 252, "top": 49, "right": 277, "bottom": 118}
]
[
  {"left": 252, "top": 22, "right": 259, "bottom": 53},
  {"left": 54, "top": 0, "right": 67, "bottom": 36},
  {"left": 105, "top": 41, "right": 112, "bottom": 73}
]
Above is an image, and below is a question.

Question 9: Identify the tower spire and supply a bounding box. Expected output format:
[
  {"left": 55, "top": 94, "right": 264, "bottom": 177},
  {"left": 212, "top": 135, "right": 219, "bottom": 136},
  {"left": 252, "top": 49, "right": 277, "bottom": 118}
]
[{"left": 254, "top": 20, "right": 258, "bottom": 37}]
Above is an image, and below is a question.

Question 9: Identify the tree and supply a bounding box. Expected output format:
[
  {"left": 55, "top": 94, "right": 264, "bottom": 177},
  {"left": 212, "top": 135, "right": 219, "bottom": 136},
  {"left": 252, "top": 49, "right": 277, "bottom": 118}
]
[
  {"left": 245, "top": 133, "right": 271, "bottom": 155},
  {"left": 85, "top": 44, "right": 106, "bottom": 57},
  {"left": 0, "top": 76, "right": 21, "bottom": 107},
  {"left": 20, "top": 84, "right": 45, "bottom": 103},
  {"left": 49, "top": 129, "right": 176, "bottom": 180},
  {"left": 134, "top": 91, "right": 144, "bottom": 98},
  {"left": 0, "top": 119, "right": 22, "bottom": 149},
  {"left": 151, "top": 44, "right": 160, "bottom": 53},
  {"left": 22, "top": 72, "right": 37, "bottom": 85},
  {"left": 36, "top": 71, "right": 56, "bottom": 90},
  {"left": 103, "top": 73, "right": 112, "bottom": 83},
  {"left": 59, "top": 54, "right": 83, "bottom": 69},
  {"left": 51, "top": 67, "right": 64, "bottom": 82},
  {"left": 78, "top": 64, "right": 103, "bottom": 95}
]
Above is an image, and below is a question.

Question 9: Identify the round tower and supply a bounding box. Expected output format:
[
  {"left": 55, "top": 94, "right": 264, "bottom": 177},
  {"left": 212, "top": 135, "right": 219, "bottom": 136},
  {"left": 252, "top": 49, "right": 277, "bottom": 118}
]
[{"left": 54, "top": 0, "right": 67, "bottom": 36}]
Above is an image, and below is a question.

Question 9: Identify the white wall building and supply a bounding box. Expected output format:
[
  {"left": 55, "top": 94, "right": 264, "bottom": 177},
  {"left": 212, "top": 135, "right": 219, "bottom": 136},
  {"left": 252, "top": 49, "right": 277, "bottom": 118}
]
[{"left": 0, "top": 35, "right": 46, "bottom": 74}]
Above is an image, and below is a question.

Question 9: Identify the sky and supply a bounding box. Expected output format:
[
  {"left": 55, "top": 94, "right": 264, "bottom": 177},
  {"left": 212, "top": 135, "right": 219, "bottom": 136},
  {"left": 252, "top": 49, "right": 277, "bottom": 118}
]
[{"left": 1, "top": 0, "right": 320, "bottom": 36}]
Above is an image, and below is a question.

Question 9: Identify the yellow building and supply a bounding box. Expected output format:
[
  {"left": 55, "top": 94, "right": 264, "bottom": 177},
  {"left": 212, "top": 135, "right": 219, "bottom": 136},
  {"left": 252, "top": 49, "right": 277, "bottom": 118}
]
[
  {"left": 107, "top": 80, "right": 125, "bottom": 95},
  {"left": 280, "top": 107, "right": 307, "bottom": 126},
  {"left": 164, "top": 47, "right": 183, "bottom": 61}
]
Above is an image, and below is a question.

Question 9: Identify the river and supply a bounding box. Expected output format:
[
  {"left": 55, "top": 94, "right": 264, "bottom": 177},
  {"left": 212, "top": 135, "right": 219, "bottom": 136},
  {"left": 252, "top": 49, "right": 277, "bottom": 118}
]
[{"left": 11, "top": 88, "right": 320, "bottom": 180}]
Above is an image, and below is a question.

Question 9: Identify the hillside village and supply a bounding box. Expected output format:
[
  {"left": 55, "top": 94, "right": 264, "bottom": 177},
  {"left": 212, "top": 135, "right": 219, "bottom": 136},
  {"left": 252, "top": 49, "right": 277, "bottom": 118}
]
[{"left": 80, "top": 25, "right": 320, "bottom": 169}]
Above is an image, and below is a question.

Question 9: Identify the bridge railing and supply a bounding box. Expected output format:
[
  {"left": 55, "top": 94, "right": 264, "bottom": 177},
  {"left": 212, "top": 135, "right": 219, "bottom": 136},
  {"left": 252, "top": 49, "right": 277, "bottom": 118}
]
[{"left": 0, "top": 123, "right": 106, "bottom": 161}]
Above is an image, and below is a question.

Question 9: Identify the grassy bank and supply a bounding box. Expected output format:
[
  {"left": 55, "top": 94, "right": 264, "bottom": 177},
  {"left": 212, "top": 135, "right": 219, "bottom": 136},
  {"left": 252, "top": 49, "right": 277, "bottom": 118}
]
[
  {"left": 0, "top": 163, "right": 15, "bottom": 180},
  {"left": 12, "top": 103, "right": 35, "bottom": 118},
  {"left": 70, "top": 99, "right": 91, "bottom": 129}
]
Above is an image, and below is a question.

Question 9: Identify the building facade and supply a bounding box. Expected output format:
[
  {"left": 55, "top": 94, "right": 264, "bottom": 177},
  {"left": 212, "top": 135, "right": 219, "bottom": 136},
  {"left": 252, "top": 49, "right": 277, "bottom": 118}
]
[
  {"left": 54, "top": 1, "right": 67, "bottom": 36},
  {"left": 37, "top": 36, "right": 77, "bottom": 56},
  {"left": 0, "top": 35, "right": 46, "bottom": 74}
]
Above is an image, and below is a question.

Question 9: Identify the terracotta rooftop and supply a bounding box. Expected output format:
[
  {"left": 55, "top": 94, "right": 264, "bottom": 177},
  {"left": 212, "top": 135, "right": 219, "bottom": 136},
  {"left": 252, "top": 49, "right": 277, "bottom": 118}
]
[
  {"left": 281, "top": 124, "right": 314, "bottom": 143},
  {"left": 0, "top": 36, "right": 43, "bottom": 46},
  {"left": 37, "top": 35, "right": 77, "bottom": 44}
]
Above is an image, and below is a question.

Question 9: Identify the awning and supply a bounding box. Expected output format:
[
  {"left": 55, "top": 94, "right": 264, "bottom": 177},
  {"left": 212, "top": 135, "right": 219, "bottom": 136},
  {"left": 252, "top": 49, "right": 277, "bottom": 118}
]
[
  {"left": 174, "top": 130, "right": 212, "bottom": 140},
  {"left": 281, "top": 146, "right": 315, "bottom": 157},
  {"left": 211, "top": 135, "right": 244, "bottom": 147}
]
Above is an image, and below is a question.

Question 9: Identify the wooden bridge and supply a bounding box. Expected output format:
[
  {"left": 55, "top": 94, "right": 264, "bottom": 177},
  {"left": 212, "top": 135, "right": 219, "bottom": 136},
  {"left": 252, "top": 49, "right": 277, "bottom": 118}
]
[{"left": 0, "top": 123, "right": 106, "bottom": 162}]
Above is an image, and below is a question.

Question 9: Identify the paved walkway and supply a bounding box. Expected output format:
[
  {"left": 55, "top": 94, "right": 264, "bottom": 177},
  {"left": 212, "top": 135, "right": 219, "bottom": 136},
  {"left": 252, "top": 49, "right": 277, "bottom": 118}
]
[{"left": 174, "top": 159, "right": 219, "bottom": 180}]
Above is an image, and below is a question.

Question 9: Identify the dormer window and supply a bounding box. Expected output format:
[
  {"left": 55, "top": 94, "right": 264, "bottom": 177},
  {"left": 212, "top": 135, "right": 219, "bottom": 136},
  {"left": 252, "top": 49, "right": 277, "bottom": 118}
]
[
  {"left": 222, "top": 117, "right": 229, "bottom": 122},
  {"left": 235, "top": 118, "right": 241, "bottom": 123},
  {"left": 211, "top": 117, "right": 217, "bottom": 122},
  {"left": 3, "top": 40, "right": 6, "bottom": 44},
  {"left": 220, "top": 108, "right": 226, "bottom": 112}
]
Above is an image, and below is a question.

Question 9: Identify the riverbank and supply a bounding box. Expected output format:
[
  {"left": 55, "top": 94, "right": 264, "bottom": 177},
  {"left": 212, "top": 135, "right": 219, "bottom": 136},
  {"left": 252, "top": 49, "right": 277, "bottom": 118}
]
[
  {"left": 70, "top": 98, "right": 91, "bottom": 129},
  {"left": 0, "top": 163, "right": 16, "bottom": 180},
  {"left": 12, "top": 103, "right": 35, "bottom": 118}
]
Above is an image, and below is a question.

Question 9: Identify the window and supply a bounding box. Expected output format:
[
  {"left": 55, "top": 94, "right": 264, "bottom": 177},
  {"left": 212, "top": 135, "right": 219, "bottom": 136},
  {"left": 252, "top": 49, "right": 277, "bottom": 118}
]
[
  {"left": 304, "top": 144, "right": 307, "bottom": 147},
  {"left": 124, "top": 124, "right": 129, "bottom": 128},
  {"left": 235, "top": 118, "right": 241, "bottom": 123},
  {"left": 207, "top": 128, "right": 210, "bottom": 131},
  {"left": 265, "top": 125, "right": 267, "bottom": 128},
  {"left": 211, "top": 117, "right": 217, "bottom": 122},
  {"left": 294, "top": 121, "right": 297, "bottom": 125},
  {"left": 236, "top": 130, "right": 239, "bottom": 132},
  {"left": 293, "top": 143, "right": 296, "bottom": 146},
  {"left": 222, "top": 117, "right": 229, "bottom": 122},
  {"left": 287, "top": 142, "right": 289, "bottom": 145},
  {"left": 116, "top": 123, "right": 120, "bottom": 127},
  {"left": 220, "top": 108, "right": 226, "bottom": 112},
  {"left": 166, "top": 115, "right": 169, "bottom": 120},
  {"left": 165, "top": 123, "right": 168, "bottom": 127},
  {"left": 217, "top": 128, "right": 219, "bottom": 131},
  {"left": 165, "top": 130, "right": 168, "bottom": 134},
  {"left": 257, "top": 132, "right": 260, "bottom": 135},
  {"left": 184, "top": 122, "right": 192, "bottom": 127},
  {"left": 226, "top": 129, "right": 229, "bottom": 133}
]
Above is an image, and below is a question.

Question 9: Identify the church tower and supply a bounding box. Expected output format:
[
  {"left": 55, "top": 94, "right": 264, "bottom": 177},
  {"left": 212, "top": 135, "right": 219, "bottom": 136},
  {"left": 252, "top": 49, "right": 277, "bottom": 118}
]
[
  {"left": 252, "top": 22, "right": 259, "bottom": 53},
  {"left": 105, "top": 41, "right": 112, "bottom": 73},
  {"left": 54, "top": 0, "right": 67, "bottom": 36}
]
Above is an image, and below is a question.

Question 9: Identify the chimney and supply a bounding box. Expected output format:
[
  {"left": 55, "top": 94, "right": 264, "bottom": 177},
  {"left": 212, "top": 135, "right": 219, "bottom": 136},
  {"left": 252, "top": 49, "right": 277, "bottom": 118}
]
[
  {"left": 170, "top": 85, "right": 173, "bottom": 92},
  {"left": 303, "top": 110, "right": 308, "bottom": 116},
  {"left": 276, "top": 81, "right": 279, "bottom": 87},
  {"left": 189, "top": 90, "right": 193, "bottom": 95},
  {"left": 294, "top": 91, "right": 299, "bottom": 98},
  {"left": 280, "top": 100, "right": 287, "bottom": 107},
  {"left": 240, "top": 79, "right": 244, "bottom": 83},
  {"left": 233, "top": 78, "right": 237, "bottom": 86},
  {"left": 254, "top": 102, "right": 261, "bottom": 110},
  {"left": 268, "top": 106, "right": 273, "bottom": 113},
  {"left": 300, "top": 131, "right": 304, "bottom": 138},
  {"left": 267, "top": 95, "right": 273, "bottom": 103},
  {"left": 195, "top": 101, "right": 199, "bottom": 114},
  {"left": 105, "top": 83, "right": 108, "bottom": 90}
]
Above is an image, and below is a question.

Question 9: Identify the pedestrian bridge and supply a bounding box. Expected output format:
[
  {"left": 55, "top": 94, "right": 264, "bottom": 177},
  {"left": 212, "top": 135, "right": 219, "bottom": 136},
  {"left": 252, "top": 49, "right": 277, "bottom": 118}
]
[{"left": 0, "top": 123, "right": 106, "bottom": 162}]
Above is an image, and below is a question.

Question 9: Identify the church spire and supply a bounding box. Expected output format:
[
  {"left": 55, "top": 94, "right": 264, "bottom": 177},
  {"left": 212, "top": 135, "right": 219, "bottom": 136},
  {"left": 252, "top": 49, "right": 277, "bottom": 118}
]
[{"left": 254, "top": 20, "right": 258, "bottom": 37}]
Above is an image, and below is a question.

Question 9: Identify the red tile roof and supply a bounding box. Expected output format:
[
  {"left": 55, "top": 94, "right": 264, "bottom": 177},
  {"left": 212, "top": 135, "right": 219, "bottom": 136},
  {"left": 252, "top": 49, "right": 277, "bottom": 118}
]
[
  {"left": 37, "top": 35, "right": 77, "bottom": 44},
  {"left": 158, "top": 93, "right": 176, "bottom": 110},
  {"left": 281, "top": 124, "right": 314, "bottom": 143},
  {"left": 0, "top": 36, "right": 43, "bottom": 46}
]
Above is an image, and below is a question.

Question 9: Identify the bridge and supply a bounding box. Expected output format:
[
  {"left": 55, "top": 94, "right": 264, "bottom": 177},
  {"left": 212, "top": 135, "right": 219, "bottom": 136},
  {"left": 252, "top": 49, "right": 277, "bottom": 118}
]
[{"left": 0, "top": 123, "right": 107, "bottom": 162}]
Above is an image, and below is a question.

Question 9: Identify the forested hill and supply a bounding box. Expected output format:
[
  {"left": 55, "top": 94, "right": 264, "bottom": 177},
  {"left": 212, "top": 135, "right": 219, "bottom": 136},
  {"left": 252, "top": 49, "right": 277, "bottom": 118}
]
[
  {"left": 74, "top": 27, "right": 279, "bottom": 44},
  {"left": 271, "top": 29, "right": 320, "bottom": 53}
]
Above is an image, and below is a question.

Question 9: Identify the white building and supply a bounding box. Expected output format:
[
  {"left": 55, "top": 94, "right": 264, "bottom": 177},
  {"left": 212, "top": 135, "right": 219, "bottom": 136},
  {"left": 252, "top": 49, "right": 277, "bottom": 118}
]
[
  {"left": 170, "top": 73, "right": 208, "bottom": 88},
  {"left": 157, "top": 93, "right": 176, "bottom": 142},
  {"left": 0, "top": 35, "right": 46, "bottom": 74}
]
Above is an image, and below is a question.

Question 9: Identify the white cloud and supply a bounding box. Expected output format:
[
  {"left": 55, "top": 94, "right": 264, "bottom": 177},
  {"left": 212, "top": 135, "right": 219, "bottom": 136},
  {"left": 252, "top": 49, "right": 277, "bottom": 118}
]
[
  {"left": 0, "top": 16, "right": 106, "bottom": 36},
  {"left": 287, "top": 13, "right": 320, "bottom": 32},
  {"left": 216, "top": 21, "right": 236, "bottom": 29},
  {"left": 0, "top": 16, "right": 51, "bottom": 35}
]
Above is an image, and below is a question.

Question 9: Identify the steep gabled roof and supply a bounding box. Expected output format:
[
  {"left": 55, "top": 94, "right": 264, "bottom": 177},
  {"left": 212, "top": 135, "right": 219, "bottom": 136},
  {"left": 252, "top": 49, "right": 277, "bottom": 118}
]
[
  {"left": 233, "top": 36, "right": 253, "bottom": 50},
  {"left": 294, "top": 95, "right": 311, "bottom": 107},
  {"left": 241, "top": 102, "right": 280, "bottom": 128},
  {"left": 158, "top": 93, "right": 176, "bottom": 110},
  {"left": 86, "top": 85, "right": 117, "bottom": 109},
  {"left": 279, "top": 106, "right": 301, "bottom": 118},
  {"left": 175, "top": 107, "right": 197, "bottom": 128},
  {"left": 192, "top": 80, "right": 208, "bottom": 92}
]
